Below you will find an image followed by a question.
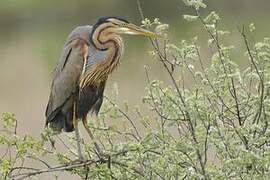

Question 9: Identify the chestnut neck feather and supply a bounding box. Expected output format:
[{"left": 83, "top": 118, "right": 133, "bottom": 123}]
[
  {"left": 92, "top": 22, "right": 123, "bottom": 70},
  {"left": 92, "top": 22, "right": 123, "bottom": 52},
  {"left": 80, "top": 23, "right": 123, "bottom": 87}
]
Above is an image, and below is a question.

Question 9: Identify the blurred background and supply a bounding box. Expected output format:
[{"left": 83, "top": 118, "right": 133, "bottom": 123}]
[
  {"left": 0, "top": 0, "right": 270, "bottom": 179},
  {"left": 1, "top": 0, "right": 270, "bottom": 135}
]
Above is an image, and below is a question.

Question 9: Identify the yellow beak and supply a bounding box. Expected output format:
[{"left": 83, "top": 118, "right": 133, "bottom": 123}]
[{"left": 116, "top": 23, "right": 162, "bottom": 39}]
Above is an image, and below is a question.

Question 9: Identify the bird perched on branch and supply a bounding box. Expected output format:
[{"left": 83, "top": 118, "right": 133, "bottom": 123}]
[{"left": 45, "top": 16, "right": 160, "bottom": 158}]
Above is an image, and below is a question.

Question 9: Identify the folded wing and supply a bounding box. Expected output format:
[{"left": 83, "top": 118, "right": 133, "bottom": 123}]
[{"left": 45, "top": 32, "right": 89, "bottom": 132}]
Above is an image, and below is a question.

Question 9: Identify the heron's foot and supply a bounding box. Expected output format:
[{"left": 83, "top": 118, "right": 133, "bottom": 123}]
[
  {"left": 71, "top": 158, "right": 86, "bottom": 164},
  {"left": 98, "top": 154, "right": 112, "bottom": 169},
  {"left": 77, "top": 153, "right": 85, "bottom": 161},
  {"left": 93, "top": 144, "right": 106, "bottom": 159}
]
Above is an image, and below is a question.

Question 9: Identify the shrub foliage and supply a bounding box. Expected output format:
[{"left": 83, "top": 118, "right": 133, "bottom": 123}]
[{"left": 1, "top": 0, "right": 270, "bottom": 179}]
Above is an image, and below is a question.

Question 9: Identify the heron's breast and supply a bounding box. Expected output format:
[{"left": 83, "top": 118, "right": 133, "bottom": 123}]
[{"left": 79, "top": 44, "right": 121, "bottom": 88}]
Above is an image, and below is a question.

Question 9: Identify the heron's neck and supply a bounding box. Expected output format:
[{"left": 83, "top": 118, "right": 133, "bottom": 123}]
[
  {"left": 88, "top": 25, "right": 124, "bottom": 79},
  {"left": 92, "top": 24, "right": 123, "bottom": 51},
  {"left": 91, "top": 24, "right": 124, "bottom": 76}
]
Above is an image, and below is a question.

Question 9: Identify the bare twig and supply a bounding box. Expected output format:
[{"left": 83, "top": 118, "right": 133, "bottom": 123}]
[{"left": 104, "top": 96, "right": 141, "bottom": 140}]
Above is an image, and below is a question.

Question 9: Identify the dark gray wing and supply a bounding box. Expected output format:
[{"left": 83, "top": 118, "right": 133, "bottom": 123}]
[
  {"left": 45, "top": 42, "right": 85, "bottom": 122},
  {"left": 46, "top": 26, "right": 92, "bottom": 124}
]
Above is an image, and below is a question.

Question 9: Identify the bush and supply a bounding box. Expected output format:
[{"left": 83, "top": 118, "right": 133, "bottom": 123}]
[{"left": 1, "top": 0, "right": 270, "bottom": 179}]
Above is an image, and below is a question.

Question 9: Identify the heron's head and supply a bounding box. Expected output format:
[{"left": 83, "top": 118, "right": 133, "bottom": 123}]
[{"left": 93, "top": 16, "right": 161, "bottom": 38}]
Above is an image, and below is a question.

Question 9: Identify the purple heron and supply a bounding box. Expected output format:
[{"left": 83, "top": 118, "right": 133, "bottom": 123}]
[{"left": 45, "top": 16, "right": 159, "bottom": 158}]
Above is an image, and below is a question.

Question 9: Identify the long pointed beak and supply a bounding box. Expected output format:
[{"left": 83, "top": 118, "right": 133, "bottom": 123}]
[{"left": 117, "top": 23, "right": 162, "bottom": 38}]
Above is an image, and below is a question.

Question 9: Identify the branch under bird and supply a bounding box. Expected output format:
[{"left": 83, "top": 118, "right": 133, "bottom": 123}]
[{"left": 45, "top": 16, "right": 160, "bottom": 159}]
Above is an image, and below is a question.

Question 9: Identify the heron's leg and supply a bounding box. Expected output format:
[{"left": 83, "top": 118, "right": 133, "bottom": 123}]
[
  {"left": 82, "top": 117, "right": 103, "bottom": 157},
  {"left": 73, "top": 105, "right": 84, "bottom": 160}
]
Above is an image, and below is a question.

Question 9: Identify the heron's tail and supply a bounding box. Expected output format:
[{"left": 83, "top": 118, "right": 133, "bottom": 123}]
[{"left": 46, "top": 109, "right": 74, "bottom": 133}]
